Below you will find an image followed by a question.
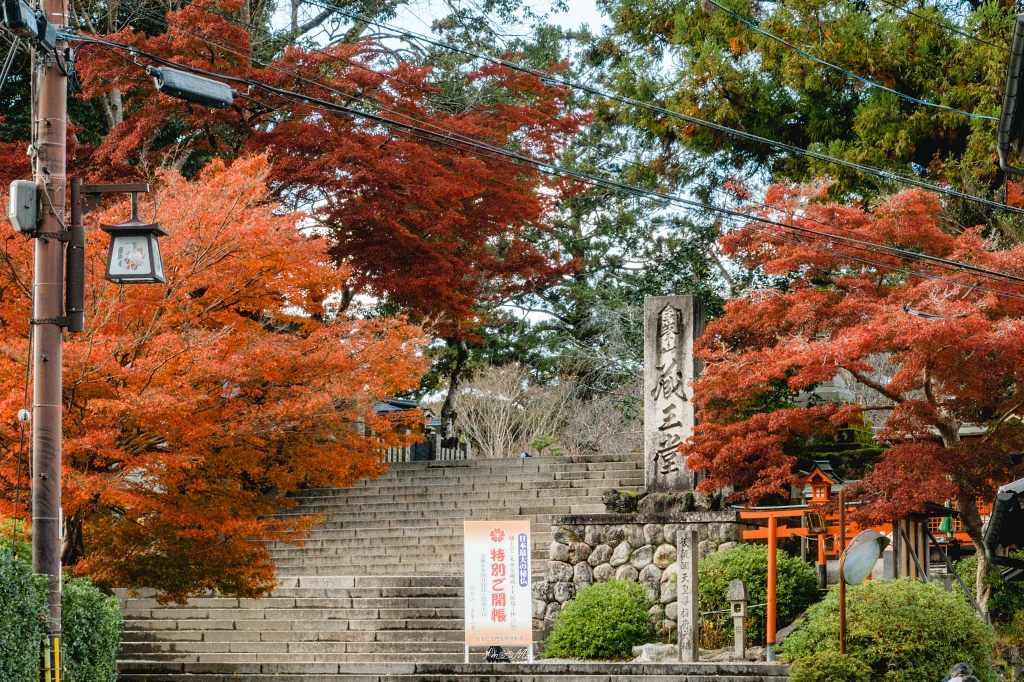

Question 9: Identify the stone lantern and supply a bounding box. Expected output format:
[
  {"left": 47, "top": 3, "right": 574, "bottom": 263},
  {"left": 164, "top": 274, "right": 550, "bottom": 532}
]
[{"left": 727, "top": 578, "right": 749, "bottom": 658}]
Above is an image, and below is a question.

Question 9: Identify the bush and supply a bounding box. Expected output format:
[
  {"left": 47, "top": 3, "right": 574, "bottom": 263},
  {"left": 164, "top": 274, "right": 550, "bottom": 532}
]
[
  {"left": 63, "top": 576, "right": 124, "bottom": 682},
  {"left": 542, "top": 580, "right": 654, "bottom": 660},
  {"left": 0, "top": 517, "right": 32, "bottom": 559},
  {"left": 781, "top": 578, "right": 994, "bottom": 682},
  {"left": 0, "top": 550, "right": 49, "bottom": 682},
  {"left": 699, "top": 542, "right": 820, "bottom": 645},
  {"left": 956, "top": 551, "right": 1024, "bottom": 627},
  {"left": 790, "top": 651, "right": 872, "bottom": 682}
]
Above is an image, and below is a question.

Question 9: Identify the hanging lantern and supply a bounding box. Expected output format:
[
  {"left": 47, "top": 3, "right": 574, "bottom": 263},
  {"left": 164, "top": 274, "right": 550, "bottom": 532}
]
[
  {"left": 101, "top": 191, "right": 167, "bottom": 284},
  {"left": 939, "top": 515, "right": 955, "bottom": 539}
]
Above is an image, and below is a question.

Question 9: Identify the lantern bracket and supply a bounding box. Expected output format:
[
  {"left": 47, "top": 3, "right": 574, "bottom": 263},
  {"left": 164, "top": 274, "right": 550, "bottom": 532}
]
[{"left": 79, "top": 183, "right": 150, "bottom": 216}]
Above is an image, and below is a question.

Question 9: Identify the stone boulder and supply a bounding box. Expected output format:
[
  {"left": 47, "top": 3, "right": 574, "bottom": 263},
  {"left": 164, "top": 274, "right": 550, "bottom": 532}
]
[
  {"left": 653, "top": 544, "right": 676, "bottom": 569},
  {"left": 637, "top": 491, "right": 693, "bottom": 514},
  {"left": 553, "top": 581, "right": 576, "bottom": 603},
  {"left": 643, "top": 523, "right": 664, "bottom": 546},
  {"left": 593, "top": 563, "right": 614, "bottom": 582},
  {"left": 630, "top": 544, "right": 654, "bottom": 570},
  {"left": 545, "top": 560, "right": 573, "bottom": 583},
  {"left": 625, "top": 524, "right": 646, "bottom": 548},
  {"left": 609, "top": 541, "right": 631, "bottom": 567},
  {"left": 615, "top": 564, "right": 639, "bottom": 581},
  {"left": 568, "top": 542, "right": 592, "bottom": 564},
  {"left": 588, "top": 544, "right": 613, "bottom": 567},
  {"left": 573, "top": 561, "right": 593, "bottom": 586},
  {"left": 549, "top": 541, "right": 569, "bottom": 562}
]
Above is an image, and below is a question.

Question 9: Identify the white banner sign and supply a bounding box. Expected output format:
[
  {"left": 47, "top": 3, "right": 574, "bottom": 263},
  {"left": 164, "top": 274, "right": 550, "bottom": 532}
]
[{"left": 463, "top": 520, "right": 532, "bottom": 646}]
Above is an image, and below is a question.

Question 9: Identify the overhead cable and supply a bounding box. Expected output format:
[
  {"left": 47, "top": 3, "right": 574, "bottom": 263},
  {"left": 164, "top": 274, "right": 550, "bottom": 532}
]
[
  {"left": 703, "top": 0, "right": 997, "bottom": 121},
  {"left": 302, "top": 0, "right": 1024, "bottom": 217},
  {"left": 65, "top": 34, "right": 1024, "bottom": 297},
  {"left": 101, "top": 0, "right": 1024, "bottom": 217},
  {"left": 873, "top": 0, "right": 1007, "bottom": 52}
]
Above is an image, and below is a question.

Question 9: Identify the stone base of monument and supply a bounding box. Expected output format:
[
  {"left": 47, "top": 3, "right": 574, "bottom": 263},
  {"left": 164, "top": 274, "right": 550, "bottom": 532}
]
[
  {"left": 632, "top": 643, "right": 768, "bottom": 663},
  {"left": 534, "top": 512, "right": 742, "bottom": 636},
  {"left": 118, "top": 660, "right": 790, "bottom": 681}
]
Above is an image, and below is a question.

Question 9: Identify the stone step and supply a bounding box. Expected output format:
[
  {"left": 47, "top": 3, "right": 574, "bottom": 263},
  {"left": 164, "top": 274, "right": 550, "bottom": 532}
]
[
  {"left": 287, "top": 496, "right": 611, "bottom": 512},
  {"left": 117, "top": 661, "right": 790, "bottom": 681}
]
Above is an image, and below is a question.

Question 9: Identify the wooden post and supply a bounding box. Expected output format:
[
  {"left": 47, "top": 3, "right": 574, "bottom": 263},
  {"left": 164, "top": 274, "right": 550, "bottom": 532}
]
[
  {"left": 766, "top": 516, "right": 777, "bottom": 662},
  {"left": 839, "top": 489, "right": 847, "bottom": 654},
  {"left": 817, "top": 532, "right": 827, "bottom": 589}
]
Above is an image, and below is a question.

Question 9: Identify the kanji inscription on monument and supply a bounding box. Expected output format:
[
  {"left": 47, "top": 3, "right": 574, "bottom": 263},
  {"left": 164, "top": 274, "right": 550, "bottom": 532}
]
[{"left": 643, "top": 296, "right": 705, "bottom": 491}]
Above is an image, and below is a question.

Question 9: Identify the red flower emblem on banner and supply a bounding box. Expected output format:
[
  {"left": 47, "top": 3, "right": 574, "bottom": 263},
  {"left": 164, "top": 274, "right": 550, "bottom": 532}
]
[{"left": 489, "top": 528, "right": 505, "bottom": 543}]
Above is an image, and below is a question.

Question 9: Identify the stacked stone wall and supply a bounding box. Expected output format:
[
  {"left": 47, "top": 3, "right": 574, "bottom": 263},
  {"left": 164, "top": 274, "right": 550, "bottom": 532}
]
[{"left": 532, "top": 512, "right": 741, "bottom": 636}]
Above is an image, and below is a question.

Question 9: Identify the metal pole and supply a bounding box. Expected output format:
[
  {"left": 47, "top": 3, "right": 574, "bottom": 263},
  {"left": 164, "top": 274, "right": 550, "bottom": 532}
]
[
  {"left": 766, "top": 515, "right": 777, "bottom": 662},
  {"left": 32, "top": 0, "right": 68, "bottom": 661},
  {"left": 839, "top": 489, "right": 847, "bottom": 654}
]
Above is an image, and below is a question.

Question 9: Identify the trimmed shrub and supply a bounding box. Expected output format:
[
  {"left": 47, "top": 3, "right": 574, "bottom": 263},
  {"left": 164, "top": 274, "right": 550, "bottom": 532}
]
[
  {"left": 0, "top": 551, "right": 48, "bottom": 682},
  {"left": 63, "top": 576, "right": 124, "bottom": 682},
  {"left": 542, "top": 579, "right": 654, "bottom": 660},
  {"left": 956, "top": 551, "right": 1024, "bottom": 627},
  {"left": 790, "top": 651, "right": 872, "bottom": 682},
  {"left": 699, "top": 542, "right": 819, "bottom": 645},
  {"left": 781, "top": 578, "right": 995, "bottom": 682}
]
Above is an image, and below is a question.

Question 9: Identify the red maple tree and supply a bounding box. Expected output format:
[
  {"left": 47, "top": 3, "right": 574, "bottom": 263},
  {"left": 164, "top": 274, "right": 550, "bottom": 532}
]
[
  {"left": 682, "top": 184, "right": 1024, "bottom": 608},
  {"left": 72, "top": 0, "right": 586, "bottom": 436},
  {"left": 0, "top": 156, "right": 429, "bottom": 602}
]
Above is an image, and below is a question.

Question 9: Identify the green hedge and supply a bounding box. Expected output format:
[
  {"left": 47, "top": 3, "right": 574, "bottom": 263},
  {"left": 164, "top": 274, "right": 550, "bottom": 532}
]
[
  {"left": 781, "top": 578, "right": 994, "bottom": 682},
  {"left": 790, "top": 651, "right": 872, "bottom": 682},
  {"left": 0, "top": 551, "right": 123, "bottom": 682},
  {"left": 0, "top": 550, "right": 49, "bottom": 682},
  {"left": 956, "top": 551, "right": 1024, "bottom": 627},
  {"left": 699, "top": 542, "right": 820, "bottom": 645},
  {"left": 542, "top": 580, "right": 655, "bottom": 660},
  {"left": 63, "top": 576, "right": 124, "bottom": 682}
]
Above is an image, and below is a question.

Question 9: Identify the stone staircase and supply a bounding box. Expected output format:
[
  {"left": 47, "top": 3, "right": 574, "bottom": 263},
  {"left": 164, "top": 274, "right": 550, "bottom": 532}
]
[
  {"left": 117, "top": 454, "right": 644, "bottom": 666},
  {"left": 116, "top": 453, "right": 788, "bottom": 679},
  {"left": 118, "top": 661, "right": 790, "bottom": 681}
]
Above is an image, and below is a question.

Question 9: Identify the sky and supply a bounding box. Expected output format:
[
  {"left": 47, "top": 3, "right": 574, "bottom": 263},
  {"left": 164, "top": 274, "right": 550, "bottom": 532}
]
[{"left": 388, "top": 0, "right": 606, "bottom": 37}]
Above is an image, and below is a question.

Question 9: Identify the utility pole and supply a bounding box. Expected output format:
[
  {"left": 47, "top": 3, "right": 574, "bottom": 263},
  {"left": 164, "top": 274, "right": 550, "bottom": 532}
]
[
  {"left": 4, "top": 5, "right": 224, "bottom": 674},
  {"left": 32, "top": 0, "right": 67, "bottom": 660}
]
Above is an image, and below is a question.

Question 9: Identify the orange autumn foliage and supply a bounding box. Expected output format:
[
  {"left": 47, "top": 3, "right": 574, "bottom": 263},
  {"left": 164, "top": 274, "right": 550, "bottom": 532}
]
[
  {"left": 682, "top": 185, "right": 1024, "bottom": 568},
  {"left": 0, "top": 156, "right": 429, "bottom": 602}
]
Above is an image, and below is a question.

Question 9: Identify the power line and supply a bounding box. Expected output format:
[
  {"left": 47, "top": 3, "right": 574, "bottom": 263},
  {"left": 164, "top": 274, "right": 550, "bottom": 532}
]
[
  {"left": 703, "top": 0, "right": 997, "bottom": 121},
  {"left": 302, "top": 0, "right": 1024, "bottom": 218},
  {"left": 110, "top": 0, "right": 1024, "bottom": 218},
  {"left": 873, "top": 0, "right": 1007, "bottom": 52},
  {"left": 67, "top": 34, "right": 1024, "bottom": 298}
]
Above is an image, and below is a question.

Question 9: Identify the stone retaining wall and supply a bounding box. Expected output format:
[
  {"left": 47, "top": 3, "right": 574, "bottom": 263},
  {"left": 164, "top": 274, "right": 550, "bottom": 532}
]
[{"left": 532, "top": 512, "right": 742, "bottom": 638}]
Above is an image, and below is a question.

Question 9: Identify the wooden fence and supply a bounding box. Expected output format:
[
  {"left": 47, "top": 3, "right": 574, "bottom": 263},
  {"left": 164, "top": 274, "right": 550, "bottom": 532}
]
[{"left": 382, "top": 441, "right": 472, "bottom": 463}]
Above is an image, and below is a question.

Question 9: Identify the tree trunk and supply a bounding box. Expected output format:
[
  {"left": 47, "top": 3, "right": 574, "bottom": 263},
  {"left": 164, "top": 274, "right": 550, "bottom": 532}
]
[
  {"left": 439, "top": 338, "right": 469, "bottom": 446},
  {"left": 61, "top": 510, "right": 85, "bottom": 568},
  {"left": 955, "top": 485, "right": 994, "bottom": 614}
]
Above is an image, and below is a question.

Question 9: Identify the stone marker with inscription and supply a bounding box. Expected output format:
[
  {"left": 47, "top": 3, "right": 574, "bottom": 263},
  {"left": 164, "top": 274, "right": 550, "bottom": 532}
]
[{"left": 643, "top": 296, "right": 705, "bottom": 491}]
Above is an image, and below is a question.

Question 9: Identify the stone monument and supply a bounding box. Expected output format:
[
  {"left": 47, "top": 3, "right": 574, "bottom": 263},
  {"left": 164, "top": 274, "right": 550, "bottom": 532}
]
[{"left": 643, "top": 295, "right": 705, "bottom": 491}]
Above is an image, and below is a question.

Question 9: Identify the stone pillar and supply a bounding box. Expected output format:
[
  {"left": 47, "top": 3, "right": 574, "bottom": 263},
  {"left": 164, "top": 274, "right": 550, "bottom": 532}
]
[
  {"left": 677, "top": 528, "right": 699, "bottom": 662},
  {"left": 644, "top": 296, "right": 705, "bottom": 491}
]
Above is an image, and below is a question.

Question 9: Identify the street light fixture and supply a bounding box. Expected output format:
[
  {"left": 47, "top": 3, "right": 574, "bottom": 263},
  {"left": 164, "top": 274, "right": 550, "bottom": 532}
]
[
  {"left": 100, "top": 191, "right": 167, "bottom": 284},
  {"left": 998, "top": 14, "right": 1024, "bottom": 175}
]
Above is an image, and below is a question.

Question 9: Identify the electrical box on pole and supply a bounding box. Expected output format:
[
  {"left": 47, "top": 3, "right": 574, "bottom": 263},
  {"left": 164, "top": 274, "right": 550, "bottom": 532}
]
[{"left": 7, "top": 179, "right": 37, "bottom": 232}]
